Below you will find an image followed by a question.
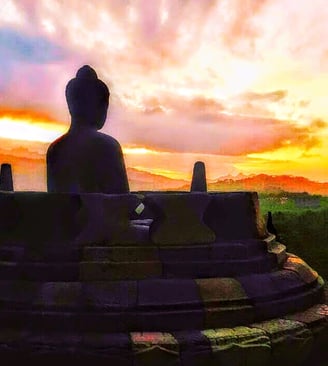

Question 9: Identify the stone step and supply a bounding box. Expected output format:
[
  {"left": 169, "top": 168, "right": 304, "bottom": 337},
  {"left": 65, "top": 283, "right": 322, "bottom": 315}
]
[
  {"left": 160, "top": 255, "right": 277, "bottom": 278},
  {"left": 0, "top": 261, "right": 79, "bottom": 281},
  {"left": 0, "top": 254, "right": 277, "bottom": 281},
  {"left": 0, "top": 265, "right": 323, "bottom": 331},
  {"left": 0, "top": 239, "right": 269, "bottom": 263},
  {"left": 0, "top": 277, "right": 248, "bottom": 311},
  {"left": 0, "top": 245, "right": 81, "bottom": 262},
  {"left": 0, "top": 302, "right": 326, "bottom": 365}
]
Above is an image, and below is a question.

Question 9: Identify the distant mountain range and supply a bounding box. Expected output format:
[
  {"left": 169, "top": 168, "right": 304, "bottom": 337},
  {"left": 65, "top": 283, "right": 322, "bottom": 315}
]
[
  {"left": 126, "top": 168, "right": 189, "bottom": 191},
  {"left": 207, "top": 174, "right": 328, "bottom": 195},
  {"left": 127, "top": 168, "right": 328, "bottom": 195}
]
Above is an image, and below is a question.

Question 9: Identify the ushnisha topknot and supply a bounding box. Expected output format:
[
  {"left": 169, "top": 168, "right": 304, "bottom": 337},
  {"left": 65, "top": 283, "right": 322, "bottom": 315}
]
[
  {"left": 75, "top": 65, "right": 98, "bottom": 80},
  {"left": 65, "top": 65, "right": 110, "bottom": 123}
]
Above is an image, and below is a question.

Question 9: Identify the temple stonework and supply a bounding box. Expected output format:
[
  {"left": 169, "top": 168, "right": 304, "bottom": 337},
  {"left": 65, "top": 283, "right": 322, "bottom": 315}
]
[{"left": 0, "top": 190, "right": 326, "bottom": 365}]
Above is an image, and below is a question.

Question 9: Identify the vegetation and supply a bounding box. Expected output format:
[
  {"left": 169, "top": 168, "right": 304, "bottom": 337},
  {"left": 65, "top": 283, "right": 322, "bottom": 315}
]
[{"left": 259, "top": 193, "right": 328, "bottom": 280}]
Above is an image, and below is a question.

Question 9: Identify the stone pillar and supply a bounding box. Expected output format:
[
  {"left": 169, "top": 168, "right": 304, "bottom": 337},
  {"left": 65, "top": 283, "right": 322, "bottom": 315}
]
[
  {"left": 190, "top": 161, "right": 207, "bottom": 192},
  {"left": 0, "top": 163, "right": 14, "bottom": 191}
]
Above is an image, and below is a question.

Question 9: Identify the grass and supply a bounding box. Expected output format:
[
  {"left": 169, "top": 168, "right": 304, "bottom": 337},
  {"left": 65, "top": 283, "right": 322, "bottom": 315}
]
[
  {"left": 259, "top": 192, "right": 328, "bottom": 213},
  {"left": 259, "top": 193, "right": 328, "bottom": 280}
]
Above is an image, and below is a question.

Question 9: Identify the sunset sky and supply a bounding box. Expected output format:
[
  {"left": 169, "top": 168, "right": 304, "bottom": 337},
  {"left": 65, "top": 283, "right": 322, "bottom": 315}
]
[{"left": 0, "top": 0, "right": 327, "bottom": 191}]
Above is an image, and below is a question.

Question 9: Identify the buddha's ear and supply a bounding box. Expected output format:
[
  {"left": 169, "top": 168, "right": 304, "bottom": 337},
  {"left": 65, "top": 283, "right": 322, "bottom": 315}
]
[
  {"left": 100, "top": 93, "right": 109, "bottom": 107},
  {"left": 103, "top": 99, "right": 109, "bottom": 110},
  {"left": 96, "top": 107, "right": 108, "bottom": 130}
]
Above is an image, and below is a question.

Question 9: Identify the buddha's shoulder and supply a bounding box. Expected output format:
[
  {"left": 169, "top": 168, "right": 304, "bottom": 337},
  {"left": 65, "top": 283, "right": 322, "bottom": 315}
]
[
  {"left": 47, "top": 133, "right": 70, "bottom": 155},
  {"left": 92, "top": 132, "right": 122, "bottom": 150},
  {"left": 47, "top": 131, "right": 122, "bottom": 156}
]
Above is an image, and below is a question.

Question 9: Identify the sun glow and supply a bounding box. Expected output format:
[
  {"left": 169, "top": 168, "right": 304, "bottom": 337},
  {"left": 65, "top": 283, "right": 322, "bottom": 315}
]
[
  {"left": 234, "top": 143, "right": 328, "bottom": 182},
  {"left": 224, "top": 61, "right": 261, "bottom": 95},
  {"left": 0, "top": 117, "right": 67, "bottom": 143},
  {"left": 41, "top": 19, "right": 56, "bottom": 34},
  {"left": 1, "top": 0, "right": 25, "bottom": 26},
  {"left": 247, "top": 146, "right": 304, "bottom": 162},
  {"left": 133, "top": 166, "right": 189, "bottom": 181},
  {"left": 122, "top": 147, "right": 161, "bottom": 155}
]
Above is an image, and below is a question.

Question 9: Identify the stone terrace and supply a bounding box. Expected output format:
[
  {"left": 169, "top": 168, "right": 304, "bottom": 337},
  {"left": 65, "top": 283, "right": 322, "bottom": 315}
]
[{"left": 0, "top": 191, "right": 326, "bottom": 365}]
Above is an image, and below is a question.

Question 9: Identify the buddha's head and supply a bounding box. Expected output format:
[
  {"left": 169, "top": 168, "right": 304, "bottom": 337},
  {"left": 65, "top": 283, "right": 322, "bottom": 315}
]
[{"left": 65, "top": 65, "right": 110, "bottom": 130}]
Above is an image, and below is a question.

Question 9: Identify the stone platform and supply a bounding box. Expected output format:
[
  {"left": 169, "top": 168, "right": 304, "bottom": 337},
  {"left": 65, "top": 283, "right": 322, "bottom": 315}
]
[{"left": 0, "top": 191, "right": 326, "bottom": 365}]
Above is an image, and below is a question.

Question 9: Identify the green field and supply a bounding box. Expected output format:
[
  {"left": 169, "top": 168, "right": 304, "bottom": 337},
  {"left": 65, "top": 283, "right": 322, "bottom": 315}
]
[{"left": 259, "top": 193, "right": 328, "bottom": 280}]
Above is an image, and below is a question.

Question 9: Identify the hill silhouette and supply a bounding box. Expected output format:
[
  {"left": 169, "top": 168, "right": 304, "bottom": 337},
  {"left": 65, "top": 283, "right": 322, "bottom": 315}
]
[
  {"left": 127, "top": 169, "right": 328, "bottom": 195},
  {"left": 207, "top": 174, "right": 328, "bottom": 195},
  {"left": 127, "top": 168, "right": 188, "bottom": 191}
]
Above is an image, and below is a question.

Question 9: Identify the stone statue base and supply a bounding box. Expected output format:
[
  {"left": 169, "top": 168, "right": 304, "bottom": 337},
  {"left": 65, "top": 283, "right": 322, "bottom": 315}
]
[{"left": 0, "top": 191, "right": 326, "bottom": 365}]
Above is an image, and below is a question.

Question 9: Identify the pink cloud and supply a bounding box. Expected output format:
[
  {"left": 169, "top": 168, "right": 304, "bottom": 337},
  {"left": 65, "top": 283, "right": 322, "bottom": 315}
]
[
  {"left": 105, "top": 95, "right": 324, "bottom": 156},
  {"left": 219, "top": 0, "right": 270, "bottom": 55}
]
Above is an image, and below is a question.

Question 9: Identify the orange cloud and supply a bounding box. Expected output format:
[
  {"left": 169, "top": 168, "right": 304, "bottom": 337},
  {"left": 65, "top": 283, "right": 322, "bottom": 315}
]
[
  {"left": 106, "top": 91, "right": 325, "bottom": 157},
  {"left": 0, "top": 108, "right": 58, "bottom": 122},
  {"left": 0, "top": 108, "right": 67, "bottom": 142},
  {"left": 238, "top": 90, "right": 288, "bottom": 103}
]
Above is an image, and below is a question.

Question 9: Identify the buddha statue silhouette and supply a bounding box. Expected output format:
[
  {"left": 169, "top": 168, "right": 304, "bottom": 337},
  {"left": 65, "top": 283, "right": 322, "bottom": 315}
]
[{"left": 47, "top": 65, "right": 129, "bottom": 194}]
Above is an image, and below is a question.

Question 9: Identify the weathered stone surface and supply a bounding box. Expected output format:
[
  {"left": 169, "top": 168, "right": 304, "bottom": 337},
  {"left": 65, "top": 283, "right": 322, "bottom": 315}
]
[
  {"left": 203, "top": 326, "right": 271, "bottom": 366},
  {"left": 131, "top": 332, "right": 179, "bottom": 366},
  {"left": 0, "top": 191, "right": 325, "bottom": 364},
  {"left": 75, "top": 193, "right": 141, "bottom": 245},
  {"left": 83, "top": 246, "right": 159, "bottom": 262},
  {"left": 204, "top": 192, "right": 264, "bottom": 240},
  {"left": 0, "top": 192, "right": 83, "bottom": 245},
  {"left": 283, "top": 253, "right": 318, "bottom": 284},
  {"left": 80, "top": 261, "right": 162, "bottom": 280},
  {"left": 196, "top": 277, "right": 249, "bottom": 305},
  {"left": 251, "top": 319, "right": 314, "bottom": 366},
  {"left": 144, "top": 193, "right": 215, "bottom": 245},
  {"left": 172, "top": 330, "right": 212, "bottom": 366},
  {"left": 285, "top": 304, "right": 328, "bottom": 366}
]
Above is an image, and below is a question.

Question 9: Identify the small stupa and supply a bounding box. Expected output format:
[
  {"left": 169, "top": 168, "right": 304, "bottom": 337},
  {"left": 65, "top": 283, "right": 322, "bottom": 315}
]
[
  {"left": 0, "top": 163, "right": 13, "bottom": 191},
  {"left": 190, "top": 161, "right": 207, "bottom": 192}
]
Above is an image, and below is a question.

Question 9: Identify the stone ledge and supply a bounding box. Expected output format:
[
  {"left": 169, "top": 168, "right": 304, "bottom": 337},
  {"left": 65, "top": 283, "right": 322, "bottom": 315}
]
[
  {"left": 0, "top": 302, "right": 326, "bottom": 365},
  {"left": 0, "top": 191, "right": 267, "bottom": 246},
  {"left": 0, "top": 266, "right": 323, "bottom": 331}
]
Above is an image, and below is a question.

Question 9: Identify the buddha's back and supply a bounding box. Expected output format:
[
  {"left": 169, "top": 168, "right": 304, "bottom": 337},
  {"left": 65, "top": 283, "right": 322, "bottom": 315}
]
[
  {"left": 47, "top": 130, "right": 129, "bottom": 194},
  {"left": 46, "top": 65, "right": 129, "bottom": 194}
]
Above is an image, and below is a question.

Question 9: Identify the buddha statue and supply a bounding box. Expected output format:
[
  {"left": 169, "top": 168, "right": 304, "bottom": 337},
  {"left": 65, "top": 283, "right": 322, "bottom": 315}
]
[{"left": 47, "top": 65, "right": 129, "bottom": 194}]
